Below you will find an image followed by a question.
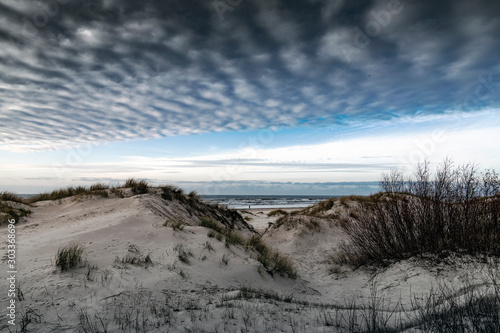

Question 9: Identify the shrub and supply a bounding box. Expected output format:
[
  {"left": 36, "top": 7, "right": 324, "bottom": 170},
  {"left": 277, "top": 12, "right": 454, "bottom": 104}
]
[
  {"left": 55, "top": 243, "right": 85, "bottom": 271},
  {"left": 339, "top": 159, "right": 500, "bottom": 266}
]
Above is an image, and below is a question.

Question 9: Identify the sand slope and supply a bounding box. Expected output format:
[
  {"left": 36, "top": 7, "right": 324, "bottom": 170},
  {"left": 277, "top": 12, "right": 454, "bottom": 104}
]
[{"left": 1, "top": 194, "right": 498, "bottom": 332}]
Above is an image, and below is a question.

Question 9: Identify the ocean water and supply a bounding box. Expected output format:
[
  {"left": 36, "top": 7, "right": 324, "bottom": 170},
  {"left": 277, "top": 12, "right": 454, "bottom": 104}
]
[{"left": 200, "top": 195, "right": 335, "bottom": 209}]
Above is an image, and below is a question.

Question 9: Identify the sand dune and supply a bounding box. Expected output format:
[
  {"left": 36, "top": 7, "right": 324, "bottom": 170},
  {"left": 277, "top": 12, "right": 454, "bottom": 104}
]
[{"left": 1, "top": 191, "right": 498, "bottom": 332}]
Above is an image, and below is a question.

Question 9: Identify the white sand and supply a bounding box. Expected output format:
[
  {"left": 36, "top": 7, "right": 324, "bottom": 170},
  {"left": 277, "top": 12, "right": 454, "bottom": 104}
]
[{"left": 1, "top": 193, "right": 497, "bottom": 332}]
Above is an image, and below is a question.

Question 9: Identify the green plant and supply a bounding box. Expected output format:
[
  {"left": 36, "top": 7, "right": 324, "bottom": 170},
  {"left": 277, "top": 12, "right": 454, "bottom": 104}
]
[{"left": 55, "top": 242, "right": 85, "bottom": 271}]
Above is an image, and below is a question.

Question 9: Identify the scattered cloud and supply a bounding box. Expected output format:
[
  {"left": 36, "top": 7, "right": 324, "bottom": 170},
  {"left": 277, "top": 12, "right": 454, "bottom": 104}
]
[{"left": 1, "top": 0, "right": 499, "bottom": 152}]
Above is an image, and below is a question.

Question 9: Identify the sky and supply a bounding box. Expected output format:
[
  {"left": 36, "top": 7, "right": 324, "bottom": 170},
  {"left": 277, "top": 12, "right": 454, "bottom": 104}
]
[{"left": 0, "top": 0, "right": 499, "bottom": 195}]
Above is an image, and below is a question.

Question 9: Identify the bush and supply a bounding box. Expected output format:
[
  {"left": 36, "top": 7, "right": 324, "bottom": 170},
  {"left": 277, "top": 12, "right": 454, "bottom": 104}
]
[
  {"left": 56, "top": 243, "right": 85, "bottom": 271},
  {"left": 339, "top": 159, "right": 500, "bottom": 266}
]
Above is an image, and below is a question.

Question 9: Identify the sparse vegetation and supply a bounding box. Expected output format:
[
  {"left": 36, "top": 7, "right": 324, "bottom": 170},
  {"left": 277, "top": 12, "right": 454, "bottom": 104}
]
[
  {"left": 200, "top": 217, "right": 245, "bottom": 247},
  {"left": 124, "top": 178, "right": 149, "bottom": 195},
  {"left": 174, "top": 243, "right": 193, "bottom": 265},
  {"left": 0, "top": 191, "right": 28, "bottom": 204},
  {"left": 274, "top": 214, "right": 321, "bottom": 231},
  {"left": 0, "top": 200, "right": 31, "bottom": 225},
  {"left": 29, "top": 184, "right": 110, "bottom": 203},
  {"left": 117, "top": 244, "right": 152, "bottom": 266},
  {"left": 339, "top": 159, "right": 500, "bottom": 266},
  {"left": 163, "top": 219, "right": 184, "bottom": 231},
  {"left": 267, "top": 209, "right": 288, "bottom": 217},
  {"left": 160, "top": 184, "right": 185, "bottom": 201},
  {"left": 203, "top": 241, "right": 215, "bottom": 252},
  {"left": 247, "top": 235, "right": 297, "bottom": 279},
  {"left": 221, "top": 253, "right": 230, "bottom": 266},
  {"left": 55, "top": 242, "right": 85, "bottom": 271}
]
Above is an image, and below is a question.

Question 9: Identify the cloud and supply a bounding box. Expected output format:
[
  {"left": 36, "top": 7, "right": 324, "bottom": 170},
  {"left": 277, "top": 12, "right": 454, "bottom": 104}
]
[{"left": 1, "top": 0, "right": 499, "bottom": 152}]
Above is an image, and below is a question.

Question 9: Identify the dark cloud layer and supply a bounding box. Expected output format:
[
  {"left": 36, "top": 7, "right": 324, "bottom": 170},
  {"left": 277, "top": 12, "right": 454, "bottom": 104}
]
[{"left": 1, "top": 0, "right": 499, "bottom": 151}]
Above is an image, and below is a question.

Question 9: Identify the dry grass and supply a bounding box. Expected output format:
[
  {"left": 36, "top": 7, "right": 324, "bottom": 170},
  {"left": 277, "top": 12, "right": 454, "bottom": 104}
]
[{"left": 339, "top": 159, "right": 500, "bottom": 266}]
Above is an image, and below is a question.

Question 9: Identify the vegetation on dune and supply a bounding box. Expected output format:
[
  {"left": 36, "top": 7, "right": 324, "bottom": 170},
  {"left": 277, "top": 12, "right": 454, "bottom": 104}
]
[
  {"left": 0, "top": 191, "right": 32, "bottom": 224},
  {"left": 247, "top": 235, "right": 297, "bottom": 279},
  {"left": 0, "top": 191, "right": 28, "bottom": 204},
  {"left": 200, "top": 217, "right": 297, "bottom": 278},
  {"left": 274, "top": 214, "right": 321, "bottom": 231},
  {"left": 123, "top": 178, "right": 149, "bottom": 195},
  {"left": 55, "top": 242, "right": 85, "bottom": 271},
  {"left": 267, "top": 209, "right": 288, "bottom": 217},
  {"left": 339, "top": 159, "right": 500, "bottom": 266},
  {"left": 29, "top": 185, "right": 109, "bottom": 203}
]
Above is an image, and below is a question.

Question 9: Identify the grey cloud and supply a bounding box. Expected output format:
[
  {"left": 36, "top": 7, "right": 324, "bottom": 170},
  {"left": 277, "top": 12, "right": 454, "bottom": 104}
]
[{"left": 1, "top": 0, "right": 499, "bottom": 151}]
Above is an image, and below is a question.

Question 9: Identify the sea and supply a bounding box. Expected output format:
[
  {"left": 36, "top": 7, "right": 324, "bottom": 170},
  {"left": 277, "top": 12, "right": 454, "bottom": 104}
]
[
  {"left": 200, "top": 195, "right": 335, "bottom": 209},
  {"left": 18, "top": 193, "right": 336, "bottom": 210}
]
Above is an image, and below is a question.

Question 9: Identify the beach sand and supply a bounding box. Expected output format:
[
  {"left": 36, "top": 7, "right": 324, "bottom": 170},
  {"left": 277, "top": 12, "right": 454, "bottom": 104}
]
[{"left": 1, "top": 191, "right": 497, "bottom": 332}]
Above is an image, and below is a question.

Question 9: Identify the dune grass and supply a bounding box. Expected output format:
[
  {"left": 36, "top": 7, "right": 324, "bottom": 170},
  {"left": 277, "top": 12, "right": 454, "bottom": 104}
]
[
  {"left": 0, "top": 191, "right": 32, "bottom": 224},
  {"left": 199, "top": 217, "right": 297, "bottom": 278},
  {"left": 123, "top": 178, "right": 149, "bottom": 195},
  {"left": 55, "top": 242, "right": 85, "bottom": 271},
  {"left": 247, "top": 235, "right": 297, "bottom": 279},
  {"left": 267, "top": 209, "right": 288, "bottom": 217},
  {"left": 0, "top": 191, "right": 28, "bottom": 204},
  {"left": 29, "top": 185, "right": 109, "bottom": 203}
]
